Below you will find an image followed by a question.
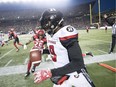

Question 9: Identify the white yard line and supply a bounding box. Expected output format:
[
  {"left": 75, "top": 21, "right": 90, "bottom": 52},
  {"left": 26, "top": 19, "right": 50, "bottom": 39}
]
[
  {"left": 90, "top": 39, "right": 110, "bottom": 43},
  {"left": 4, "top": 59, "right": 13, "bottom": 67},
  {"left": 97, "top": 49, "right": 108, "bottom": 54},
  {"left": 84, "top": 37, "right": 110, "bottom": 43},
  {"left": 84, "top": 53, "right": 116, "bottom": 64},
  {"left": 0, "top": 49, "right": 14, "bottom": 60},
  {"left": 100, "top": 35, "right": 111, "bottom": 37},
  {"left": 0, "top": 53, "right": 115, "bottom": 76}
]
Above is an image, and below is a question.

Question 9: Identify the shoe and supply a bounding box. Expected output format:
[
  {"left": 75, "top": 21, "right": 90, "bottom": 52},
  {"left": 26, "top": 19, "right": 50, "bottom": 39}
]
[
  {"left": 1, "top": 43, "right": 4, "bottom": 47},
  {"left": 31, "top": 66, "right": 35, "bottom": 73},
  {"left": 87, "top": 52, "right": 93, "bottom": 57},
  {"left": 25, "top": 72, "right": 30, "bottom": 78},
  {"left": 108, "top": 51, "right": 113, "bottom": 54},
  {"left": 16, "top": 49, "right": 19, "bottom": 52}
]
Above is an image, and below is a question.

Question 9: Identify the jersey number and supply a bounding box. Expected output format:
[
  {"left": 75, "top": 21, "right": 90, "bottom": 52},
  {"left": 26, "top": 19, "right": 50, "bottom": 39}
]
[{"left": 49, "top": 45, "right": 57, "bottom": 62}]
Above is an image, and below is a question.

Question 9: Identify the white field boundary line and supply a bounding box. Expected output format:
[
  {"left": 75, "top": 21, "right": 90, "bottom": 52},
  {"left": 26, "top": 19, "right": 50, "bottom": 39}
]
[
  {"left": 97, "top": 50, "right": 108, "bottom": 54},
  {"left": 99, "top": 35, "right": 111, "bottom": 37},
  {"left": 0, "top": 49, "right": 14, "bottom": 60},
  {"left": 0, "top": 53, "right": 115, "bottom": 76},
  {"left": 4, "top": 59, "right": 13, "bottom": 67},
  {"left": 83, "top": 36, "right": 110, "bottom": 43},
  {"left": 89, "top": 39, "right": 110, "bottom": 43},
  {"left": 84, "top": 53, "right": 116, "bottom": 64}
]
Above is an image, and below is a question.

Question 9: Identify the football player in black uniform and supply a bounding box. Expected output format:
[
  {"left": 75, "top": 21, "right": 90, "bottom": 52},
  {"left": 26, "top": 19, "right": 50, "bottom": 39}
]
[{"left": 104, "top": 14, "right": 116, "bottom": 54}]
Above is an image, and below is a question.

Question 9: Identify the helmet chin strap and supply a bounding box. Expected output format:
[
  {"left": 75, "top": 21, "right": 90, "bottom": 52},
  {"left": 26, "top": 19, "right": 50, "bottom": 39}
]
[
  {"left": 45, "top": 18, "right": 64, "bottom": 35},
  {"left": 52, "top": 18, "right": 64, "bottom": 33}
]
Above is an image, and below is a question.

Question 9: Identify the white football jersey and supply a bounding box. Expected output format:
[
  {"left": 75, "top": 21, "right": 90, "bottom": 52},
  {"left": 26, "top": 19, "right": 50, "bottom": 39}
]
[
  {"left": 0, "top": 32, "right": 4, "bottom": 41},
  {"left": 112, "top": 23, "right": 116, "bottom": 34},
  {"left": 46, "top": 25, "right": 78, "bottom": 68}
]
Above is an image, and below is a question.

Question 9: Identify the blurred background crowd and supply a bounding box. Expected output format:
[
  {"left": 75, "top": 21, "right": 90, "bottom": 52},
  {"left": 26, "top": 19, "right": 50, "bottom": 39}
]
[{"left": 0, "top": 0, "right": 115, "bottom": 34}]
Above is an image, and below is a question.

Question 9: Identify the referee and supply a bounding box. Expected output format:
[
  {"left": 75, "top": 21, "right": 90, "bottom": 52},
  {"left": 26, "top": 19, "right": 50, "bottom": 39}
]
[{"left": 104, "top": 14, "right": 116, "bottom": 54}]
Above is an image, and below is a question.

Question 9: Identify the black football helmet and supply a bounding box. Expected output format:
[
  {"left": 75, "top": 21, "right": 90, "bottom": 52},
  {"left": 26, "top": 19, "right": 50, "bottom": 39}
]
[{"left": 39, "top": 8, "right": 64, "bottom": 32}]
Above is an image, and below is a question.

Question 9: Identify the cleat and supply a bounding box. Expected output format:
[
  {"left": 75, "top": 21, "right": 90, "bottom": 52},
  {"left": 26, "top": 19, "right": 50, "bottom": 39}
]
[
  {"left": 25, "top": 72, "right": 30, "bottom": 78},
  {"left": 2, "top": 43, "right": 4, "bottom": 47},
  {"left": 31, "top": 66, "right": 35, "bottom": 73},
  {"left": 87, "top": 52, "right": 93, "bottom": 57},
  {"left": 16, "top": 49, "right": 19, "bottom": 52},
  {"left": 108, "top": 51, "right": 113, "bottom": 54}
]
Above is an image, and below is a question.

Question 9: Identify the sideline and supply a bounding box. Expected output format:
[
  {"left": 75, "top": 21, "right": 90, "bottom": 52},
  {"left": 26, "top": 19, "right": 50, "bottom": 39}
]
[
  {"left": 0, "top": 53, "right": 115, "bottom": 76},
  {"left": 90, "top": 39, "right": 110, "bottom": 43},
  {"left": 97, "top": 49, "right": 107, "bottom": 54},
  {"left": 84, "top": 53, "right": 115, "bottom": 64}
]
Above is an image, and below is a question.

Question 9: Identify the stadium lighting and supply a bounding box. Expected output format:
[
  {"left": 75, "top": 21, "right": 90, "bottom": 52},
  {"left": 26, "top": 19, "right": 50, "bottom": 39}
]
[
  {"left": 1, "top": 0, "right": 9, "bottom": 3},
  {"left": 0, "top": 0, "right": 69, "bottom": 3},
  {"left": 0, "top": 0, "right": 70, "bottom": 8},
  {"left": 36, "top": 0, "right": 70, "bottom": 8}
]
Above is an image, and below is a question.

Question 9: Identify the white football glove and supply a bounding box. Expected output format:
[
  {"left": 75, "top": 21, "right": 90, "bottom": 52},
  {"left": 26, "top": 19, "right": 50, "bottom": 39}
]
[
  {"left": 34, "top": 69, "right": 52, "bottom": 84},
  {"left": 104, "top": 14, "right": 108, "bottom": 18}
]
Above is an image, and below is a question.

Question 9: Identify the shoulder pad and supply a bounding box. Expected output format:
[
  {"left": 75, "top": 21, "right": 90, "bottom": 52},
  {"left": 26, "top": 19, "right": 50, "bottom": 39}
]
[{"left": 60, "top": 25, "right": 78, "bottom": 38}]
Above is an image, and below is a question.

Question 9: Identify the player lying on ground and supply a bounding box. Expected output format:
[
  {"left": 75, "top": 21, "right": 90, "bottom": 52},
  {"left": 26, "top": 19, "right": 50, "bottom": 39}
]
[{"left": 33, "top": 8, "right": 95, "bottom": 87}]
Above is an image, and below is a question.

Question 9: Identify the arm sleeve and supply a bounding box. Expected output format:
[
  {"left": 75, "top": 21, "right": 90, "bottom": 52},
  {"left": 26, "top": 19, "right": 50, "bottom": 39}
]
[{"left": 51, "top": 38, "right": 85, "bottom": 76}]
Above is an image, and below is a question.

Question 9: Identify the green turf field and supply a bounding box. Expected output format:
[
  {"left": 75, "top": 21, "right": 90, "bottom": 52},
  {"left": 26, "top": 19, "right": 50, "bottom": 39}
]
[{"left": 0, "top": 29, "right": 115, "bottom": 87}]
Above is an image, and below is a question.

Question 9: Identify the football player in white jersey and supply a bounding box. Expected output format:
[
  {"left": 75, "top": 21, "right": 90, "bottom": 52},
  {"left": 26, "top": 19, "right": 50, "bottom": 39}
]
[
  {"left": 0, "top": 31, "right": 5, "bottom": 47},
  {"left": 33, "top": 8, "right": 95, "bottom": 87}
]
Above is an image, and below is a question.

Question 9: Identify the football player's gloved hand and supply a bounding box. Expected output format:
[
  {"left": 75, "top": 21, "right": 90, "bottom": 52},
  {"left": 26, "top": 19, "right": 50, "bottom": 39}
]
[
  {"left": 34, "top": 69, "right": 52, "bottom": 84},
  {"left": 104, "top": 14, "right": 108, "bottom": 18}
]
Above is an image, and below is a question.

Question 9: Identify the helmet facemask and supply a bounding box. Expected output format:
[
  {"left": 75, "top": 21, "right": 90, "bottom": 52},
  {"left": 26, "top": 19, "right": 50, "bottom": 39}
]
[{"left": 40, "top": 8, "right": 63, "bottom": 34}]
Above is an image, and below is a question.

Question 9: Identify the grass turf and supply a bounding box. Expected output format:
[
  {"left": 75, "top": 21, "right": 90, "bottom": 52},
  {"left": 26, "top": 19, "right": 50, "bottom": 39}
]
[
  {"left": 0, "top": 60, "right": 115, "bottom": 87},
  {"left": 0, "top": 29, "right": 115, "bottom": 87}
]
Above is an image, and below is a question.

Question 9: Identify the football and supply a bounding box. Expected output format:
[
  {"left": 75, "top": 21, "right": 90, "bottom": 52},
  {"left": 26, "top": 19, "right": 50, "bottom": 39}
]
[{"left": 30, "top": 48, "right": 42, "bottom": 66}]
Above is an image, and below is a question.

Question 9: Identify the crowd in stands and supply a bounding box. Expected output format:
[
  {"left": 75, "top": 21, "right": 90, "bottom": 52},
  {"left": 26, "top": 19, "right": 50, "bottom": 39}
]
[
  {"left": 0, "top": 19, "right": 37, "bottom": 34},
  {"left": 0, "top": 16, "right": 91, "bottom": 34},
  {"left": 0, "top": 6, "right": 115, "bottom": 34}
]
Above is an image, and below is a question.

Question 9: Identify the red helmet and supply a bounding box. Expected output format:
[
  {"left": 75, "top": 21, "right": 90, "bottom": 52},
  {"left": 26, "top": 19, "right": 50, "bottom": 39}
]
[{"left": 37, "top": 30, "right": 45, "bottom": 36}]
